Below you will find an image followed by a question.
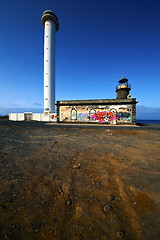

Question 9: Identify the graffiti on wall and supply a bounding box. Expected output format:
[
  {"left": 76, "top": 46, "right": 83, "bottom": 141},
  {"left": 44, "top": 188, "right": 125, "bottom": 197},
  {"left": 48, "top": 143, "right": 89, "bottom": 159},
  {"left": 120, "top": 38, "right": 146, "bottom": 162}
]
[
  {"left": 78, "top": 113, "right": 89, "bottom": 121},
  {"left": 91, "top": 110, "right": 118, "bottom": 123},
  {"left": 50, "top": 114, "right": 57, "bottom": 119},
  {"left": 59, "top": 104, "right": 132, "bottom": 123},
  {"left": 50, "top": 114, "right": 57, "bottom": 121},
  {"left": 116, "top": 112, "right": 131, "bottom": 122}
]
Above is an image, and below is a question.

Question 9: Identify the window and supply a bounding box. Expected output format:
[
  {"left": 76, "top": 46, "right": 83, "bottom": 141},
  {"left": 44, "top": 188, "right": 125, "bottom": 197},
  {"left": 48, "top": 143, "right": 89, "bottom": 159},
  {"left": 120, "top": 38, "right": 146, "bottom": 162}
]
[
  {"left": 89, "top": 109, "right": 95, "bottom": 117},
  {"left": 71, "top": 109, "right": 77, "bottom": 120}
]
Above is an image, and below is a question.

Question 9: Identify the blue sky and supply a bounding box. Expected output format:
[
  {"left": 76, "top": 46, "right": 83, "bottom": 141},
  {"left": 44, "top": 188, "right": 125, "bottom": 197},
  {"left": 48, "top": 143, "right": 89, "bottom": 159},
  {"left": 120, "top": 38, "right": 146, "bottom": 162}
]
[{"left": 0, "top": 0, "right": 160, "bottom": 119}]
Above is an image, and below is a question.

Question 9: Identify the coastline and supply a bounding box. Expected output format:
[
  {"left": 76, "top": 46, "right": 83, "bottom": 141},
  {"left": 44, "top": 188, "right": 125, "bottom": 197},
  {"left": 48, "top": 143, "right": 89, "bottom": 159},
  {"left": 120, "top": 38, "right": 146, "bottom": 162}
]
[{"left": 136, "top": 119, "right": 160, "bottom": 124}]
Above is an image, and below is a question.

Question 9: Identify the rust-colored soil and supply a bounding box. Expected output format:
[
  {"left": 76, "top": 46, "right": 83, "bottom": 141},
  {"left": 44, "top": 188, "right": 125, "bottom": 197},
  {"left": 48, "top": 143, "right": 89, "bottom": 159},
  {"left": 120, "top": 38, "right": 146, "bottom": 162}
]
[{"left": 0, "top": 121, "right": 160, "bottom": 240}]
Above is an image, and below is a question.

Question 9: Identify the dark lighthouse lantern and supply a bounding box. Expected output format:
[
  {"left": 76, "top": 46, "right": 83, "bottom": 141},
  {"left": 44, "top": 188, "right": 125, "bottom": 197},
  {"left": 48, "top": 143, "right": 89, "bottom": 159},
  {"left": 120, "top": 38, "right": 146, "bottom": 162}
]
[{"left": 116, "top": 76, "right": 131, "bottom": 99}]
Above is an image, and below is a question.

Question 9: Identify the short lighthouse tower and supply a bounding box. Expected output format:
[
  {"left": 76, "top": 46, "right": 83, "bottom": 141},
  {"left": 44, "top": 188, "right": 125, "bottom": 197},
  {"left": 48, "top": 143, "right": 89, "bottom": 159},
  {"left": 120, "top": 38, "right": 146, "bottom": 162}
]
[
  {"left": 41, "top": 10, "right": 59, "bottom": 113},
  {"left": 116, "top": 76, "right": 131, "bottom": 99}
]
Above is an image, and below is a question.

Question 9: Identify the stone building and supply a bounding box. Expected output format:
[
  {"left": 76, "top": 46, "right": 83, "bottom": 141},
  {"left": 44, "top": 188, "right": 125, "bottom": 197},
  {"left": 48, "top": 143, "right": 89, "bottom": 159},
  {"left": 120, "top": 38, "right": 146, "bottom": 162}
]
[{"left": 57, "top": 77, "right": 137, "bottom": 124}]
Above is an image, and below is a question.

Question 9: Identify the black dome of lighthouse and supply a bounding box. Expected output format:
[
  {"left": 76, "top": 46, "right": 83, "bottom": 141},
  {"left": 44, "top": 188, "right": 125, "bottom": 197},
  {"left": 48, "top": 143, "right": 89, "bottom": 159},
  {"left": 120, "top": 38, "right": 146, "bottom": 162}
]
[{"left": 118, "top": 76, "right": 128, "bottom": 84}]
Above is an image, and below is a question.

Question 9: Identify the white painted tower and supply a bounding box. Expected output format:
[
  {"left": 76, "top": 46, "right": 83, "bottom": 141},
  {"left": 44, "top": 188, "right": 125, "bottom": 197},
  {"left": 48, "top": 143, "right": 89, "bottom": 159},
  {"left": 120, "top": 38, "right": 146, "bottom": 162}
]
[{"left": 41, "top": 10, "right": 59, "bottom": 113}]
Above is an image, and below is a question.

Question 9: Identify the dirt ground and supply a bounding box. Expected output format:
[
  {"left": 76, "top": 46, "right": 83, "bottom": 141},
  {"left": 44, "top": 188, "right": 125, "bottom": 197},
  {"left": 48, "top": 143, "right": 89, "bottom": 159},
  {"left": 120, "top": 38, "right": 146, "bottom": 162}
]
[{"left": 0, "top": 120, "right": 160, "bottom": 240}]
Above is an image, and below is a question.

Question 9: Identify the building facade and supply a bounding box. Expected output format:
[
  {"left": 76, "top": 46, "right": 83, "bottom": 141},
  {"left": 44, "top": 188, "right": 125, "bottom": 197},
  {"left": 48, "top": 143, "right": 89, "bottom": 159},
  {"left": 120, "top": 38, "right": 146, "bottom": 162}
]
[{"left": 57, "top": 98, "right": 137, "bottom": 124}]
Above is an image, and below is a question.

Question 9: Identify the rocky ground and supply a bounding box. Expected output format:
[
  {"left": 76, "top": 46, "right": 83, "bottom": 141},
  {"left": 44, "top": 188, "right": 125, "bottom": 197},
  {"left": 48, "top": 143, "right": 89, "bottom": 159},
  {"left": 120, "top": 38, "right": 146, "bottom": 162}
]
[{"left": 0, "top": 120, "right": 160, "bottom": 240}]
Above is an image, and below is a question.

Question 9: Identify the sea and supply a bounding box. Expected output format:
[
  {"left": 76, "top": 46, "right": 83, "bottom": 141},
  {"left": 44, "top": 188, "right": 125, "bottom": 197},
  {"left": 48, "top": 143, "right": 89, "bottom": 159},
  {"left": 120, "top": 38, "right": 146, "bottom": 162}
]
[{"left": 136, "top": 119, "right": 160, "bottom": 124}]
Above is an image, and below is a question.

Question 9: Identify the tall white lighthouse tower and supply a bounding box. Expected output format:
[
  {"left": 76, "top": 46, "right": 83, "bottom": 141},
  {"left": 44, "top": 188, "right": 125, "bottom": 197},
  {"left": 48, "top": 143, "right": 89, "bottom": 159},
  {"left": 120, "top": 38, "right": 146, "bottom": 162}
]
[{"left": 41, "top": 10, "right": 59, "bottom": 113}]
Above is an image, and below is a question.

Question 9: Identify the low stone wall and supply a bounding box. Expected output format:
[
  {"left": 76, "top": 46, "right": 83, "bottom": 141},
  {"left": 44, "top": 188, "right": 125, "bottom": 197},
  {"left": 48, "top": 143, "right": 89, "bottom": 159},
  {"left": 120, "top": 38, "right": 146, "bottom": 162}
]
[
  {"left": 9, "top": 113, "right": 18, "bottom": 121},
  {"left": 9, "top": 113, "right": 24, "bottom": 121},
  {"left": 32, "top": 113, "right": 42, "bottom": 121},
  {"left": 17, "top": 113, "right": 25, "bottom": 121},
  {"left": 9, "top": 113, "right": 57, "bottom": 122}
]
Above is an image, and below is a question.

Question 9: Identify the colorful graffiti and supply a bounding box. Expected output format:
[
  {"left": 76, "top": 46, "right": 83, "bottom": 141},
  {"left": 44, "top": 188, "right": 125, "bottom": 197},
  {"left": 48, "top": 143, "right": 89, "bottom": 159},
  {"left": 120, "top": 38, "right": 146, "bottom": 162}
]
[
  {"left": 50, "top": 115, "right": 57, "bottom": 119},
  {"left": 78, "top": 113, "right": 89, "bottom": 121},
  {"left": 59, "top": 105, "right": 132, "bottom": 124},
  {"left": 116, "top": 112, "right": 131, "bottom": 122},
  {"left": 91, "top": 111, "right": 118, "bottom": 123},
  {"left": 50, "top": 114, "right": 57, "bottom": 121}
]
